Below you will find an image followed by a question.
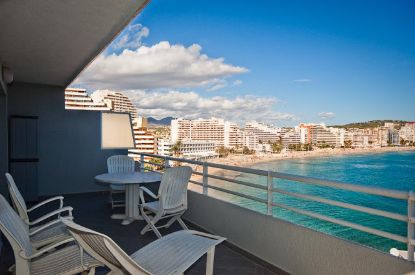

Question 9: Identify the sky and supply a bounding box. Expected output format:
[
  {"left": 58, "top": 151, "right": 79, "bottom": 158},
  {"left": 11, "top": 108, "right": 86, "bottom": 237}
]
[{"left": 73, "top": 0, "right": 415, "bottom": 126}]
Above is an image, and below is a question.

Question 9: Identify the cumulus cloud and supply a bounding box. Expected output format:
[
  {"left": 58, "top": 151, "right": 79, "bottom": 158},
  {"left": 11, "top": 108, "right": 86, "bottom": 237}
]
[
  {"left": 318, "top": 112, "right": 335, "bottom": 119},
  {"left": 75, "top": 41, "right": 247, "bottom": 90},
  {"left": 109, "top": 24, "right": 149, "bottom": 53},
  {"left": 117, "top": 90, "right": 296, "bottom": 124},
  {"left": 294, "top": 78, "right": 311, "bottom": 83}
]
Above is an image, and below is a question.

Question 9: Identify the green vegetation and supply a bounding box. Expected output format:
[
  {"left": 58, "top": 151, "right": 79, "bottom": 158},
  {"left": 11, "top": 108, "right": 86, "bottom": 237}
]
[
  {"left": 331, "top": 120, "right": 408, "bottom": 129},
  {"left": 171, "top": 141, "right": 182, "bottom": 157}
]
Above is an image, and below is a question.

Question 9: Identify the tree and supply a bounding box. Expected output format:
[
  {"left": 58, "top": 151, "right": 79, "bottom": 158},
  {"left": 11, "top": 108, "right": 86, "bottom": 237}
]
[
  {"left": 271, "top": 142, "right": 283, "bottom": 153},
  {"left": 216, "top": 146, "right": 229, "bottom": 158},
  {"left": 171, "top": 141, "right": 182, "bottom": 157}
]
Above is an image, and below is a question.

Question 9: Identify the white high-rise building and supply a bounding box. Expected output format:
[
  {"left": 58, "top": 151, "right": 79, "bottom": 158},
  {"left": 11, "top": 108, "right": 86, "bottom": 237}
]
[
  {"left": 91, "top": 90, "right": 138, "bottom": 119},
  {"left": 65, "top": 88, "right": 111, "bottom": 111},
  {"left": 244, "top": 121, "right": 280, "bottom": 143},
  {"left": 171, "top": 118, "right": 242, "bottom": 148}
]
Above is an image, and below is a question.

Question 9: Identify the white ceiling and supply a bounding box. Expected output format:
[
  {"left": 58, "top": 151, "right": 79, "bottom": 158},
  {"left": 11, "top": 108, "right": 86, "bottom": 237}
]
[{"left": 0, "top": 0, "right": 149, "bottom": 87}]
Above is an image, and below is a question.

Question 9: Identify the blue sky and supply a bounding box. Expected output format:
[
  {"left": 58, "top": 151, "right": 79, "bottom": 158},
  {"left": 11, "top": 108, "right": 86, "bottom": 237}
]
[{"left": 75, "top": 0, "right": 415, "bottom": 126}]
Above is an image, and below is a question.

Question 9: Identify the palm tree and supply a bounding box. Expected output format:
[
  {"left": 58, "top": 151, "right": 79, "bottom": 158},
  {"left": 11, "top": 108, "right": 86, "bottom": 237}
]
[{"left": 171, "top": 141, "right": 182, "bottom": 157}]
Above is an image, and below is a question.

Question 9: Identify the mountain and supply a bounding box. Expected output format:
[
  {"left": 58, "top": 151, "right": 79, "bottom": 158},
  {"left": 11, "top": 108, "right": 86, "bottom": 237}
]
[
  {"left": 147, "top": 117, "right": 174, "bottom": 126},
  {"left": 331, "top": 120, "right": 409, "bottom": 129}
]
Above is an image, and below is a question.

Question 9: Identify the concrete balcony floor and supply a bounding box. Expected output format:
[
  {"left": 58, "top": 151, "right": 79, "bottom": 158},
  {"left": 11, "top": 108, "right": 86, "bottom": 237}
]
[{"left": 0, "top": 192, "right": 279, "bottom": 274}]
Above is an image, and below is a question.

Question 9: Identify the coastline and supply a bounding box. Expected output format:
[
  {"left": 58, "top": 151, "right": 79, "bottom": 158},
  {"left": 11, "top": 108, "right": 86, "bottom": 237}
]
[{"left": 189, "top": 146, "right": 415, "bottom": 183}]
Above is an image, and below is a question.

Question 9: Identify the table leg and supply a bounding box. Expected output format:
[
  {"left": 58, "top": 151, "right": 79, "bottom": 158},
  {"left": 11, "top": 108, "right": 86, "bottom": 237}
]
[{"left": 121, "top": 184, "right": 142, "bottom": 225}]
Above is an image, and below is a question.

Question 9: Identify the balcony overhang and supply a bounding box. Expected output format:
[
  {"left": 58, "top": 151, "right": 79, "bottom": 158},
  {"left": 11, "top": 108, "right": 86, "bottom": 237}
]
[{"left": 0, "top": 0, "right": 149, "bottom": 87}]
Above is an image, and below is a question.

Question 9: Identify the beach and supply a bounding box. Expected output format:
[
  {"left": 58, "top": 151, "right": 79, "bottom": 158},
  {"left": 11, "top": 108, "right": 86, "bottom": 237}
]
[{"left": 190, "top": 146, "right": 415, "bottom": 182}]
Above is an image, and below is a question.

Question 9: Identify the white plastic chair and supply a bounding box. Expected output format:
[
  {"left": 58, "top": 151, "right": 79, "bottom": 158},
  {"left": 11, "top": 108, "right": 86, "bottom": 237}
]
[
  {"left": 107, "top": 155, "right": 135, "bottom": 209},
  {"left": 139, "top": 166, "right": 192, "bottom": 238},
  {"left": 5, "top": 173, "right": 74, "bottom": 248},
  {"left": 63, "top": 219, "right": 226, "bottom": 275},
  {"left": 0, "top": 194, "right": 101, "bottom": 275}
]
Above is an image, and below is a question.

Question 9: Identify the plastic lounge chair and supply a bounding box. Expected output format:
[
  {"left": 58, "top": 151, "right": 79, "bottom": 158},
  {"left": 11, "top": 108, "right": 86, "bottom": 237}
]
[
  {"left": 5, "top": 173, "right": 74, "bottom": 248},
  {"left": 63, "top": 219, "right": 226, "bottom": 275},
  {"left": 0, "top": 194, "right": 101, "bottom": 275},
  {"left": 139, "top": 166, "right": 192, "bottom": 238},
  {"left": 107, "top": 155, "right": 135, "bottom": 209}
]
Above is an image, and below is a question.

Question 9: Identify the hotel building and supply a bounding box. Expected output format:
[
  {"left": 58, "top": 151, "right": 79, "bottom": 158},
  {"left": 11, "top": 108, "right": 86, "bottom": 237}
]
[
  {"left": 91, "top": 90, "right": 138, "bottom": 119},
  {"left": 244, "top": 121, "right": 280, "bottom": 143},
  {"left": 171, "top": 118, "right": 242, "bottom": 148},
  {"left": 65, "top": 88, "right": 111, "bottom": 111}
]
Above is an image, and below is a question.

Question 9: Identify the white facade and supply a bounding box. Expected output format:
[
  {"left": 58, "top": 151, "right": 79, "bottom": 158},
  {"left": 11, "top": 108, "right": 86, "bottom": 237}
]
[
  {"left": 171, "top": 118, "right": 242, "bottom": 148},
  {"left": 244, "top": 121, "right": 280, "bottom": 143},
  {"left": 157, "top": 138, "right": 173, "bottom": 156},
  {"left": 91, "top": 90, "right": 138, "bottom": 119},
  {"left": 65, "top": 88, "right": 111, "bottom": 111}
]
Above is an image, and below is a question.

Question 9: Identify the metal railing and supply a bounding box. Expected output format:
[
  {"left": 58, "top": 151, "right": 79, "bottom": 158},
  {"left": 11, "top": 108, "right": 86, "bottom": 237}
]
[{"left": 130, "top": 152, "right": 415, "bottom": 261}]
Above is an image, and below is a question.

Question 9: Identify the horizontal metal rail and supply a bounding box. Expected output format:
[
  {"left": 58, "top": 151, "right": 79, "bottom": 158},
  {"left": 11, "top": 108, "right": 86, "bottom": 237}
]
[
  {"left": 271, "top": 201, "right": 408, "bottom": 243},
  {"left": 131, "top": 152, "right": 415, "bottom": 260},
  {"left": 273, "top": 188, "right": 408, "bottom": 222}
]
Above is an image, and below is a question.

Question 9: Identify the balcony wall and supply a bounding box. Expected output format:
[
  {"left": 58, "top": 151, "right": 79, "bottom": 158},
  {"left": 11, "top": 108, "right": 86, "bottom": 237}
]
[
  {"left": 185, "top": 190, "right": 415, "bottom": 275},
  {"left": 4, "top": 82, "right": 124, "bottom": 196},
  {"left": 0, "top": 93, "right": 7, "bottom": 196}
]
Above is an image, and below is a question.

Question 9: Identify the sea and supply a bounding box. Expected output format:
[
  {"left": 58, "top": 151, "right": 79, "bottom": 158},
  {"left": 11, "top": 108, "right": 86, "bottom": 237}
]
[{"left": 205, "top": 150, "right": 415, "bottom": 252}]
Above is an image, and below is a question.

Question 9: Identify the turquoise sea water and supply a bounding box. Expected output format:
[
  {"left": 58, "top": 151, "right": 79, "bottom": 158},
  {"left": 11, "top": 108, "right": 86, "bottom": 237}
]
[{"left": 206, "top": 151, "right": 415, "bottom": 252}]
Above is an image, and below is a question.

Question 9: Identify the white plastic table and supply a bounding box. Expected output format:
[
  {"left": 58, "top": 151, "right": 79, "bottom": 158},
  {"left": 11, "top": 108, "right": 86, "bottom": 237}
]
[{"left": 95, "top": 171, "right": 162, "bottom": 225}]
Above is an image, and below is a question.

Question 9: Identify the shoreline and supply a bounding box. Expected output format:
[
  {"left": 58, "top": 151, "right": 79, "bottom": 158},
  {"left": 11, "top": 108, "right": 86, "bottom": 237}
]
[{"left": 189, "top": 146, "right": 415, "bottom": 183}]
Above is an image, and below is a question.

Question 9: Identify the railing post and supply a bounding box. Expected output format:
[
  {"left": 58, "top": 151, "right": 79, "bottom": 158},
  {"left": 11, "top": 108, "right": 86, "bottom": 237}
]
[
  {"left": 267, "top": 171, "right": 273, "bottom": 215},
  {"left": 140, "top": 154, "right": 145, "bottom": 171},
  {"left": 203, "top": 162, "right": 208, "bottom": 195},
  {"left": 408, "top": 191, "right": 414, "bottom": 261},
  {"left": 164, "top": 157, "right": 170, "bottom": 169}
]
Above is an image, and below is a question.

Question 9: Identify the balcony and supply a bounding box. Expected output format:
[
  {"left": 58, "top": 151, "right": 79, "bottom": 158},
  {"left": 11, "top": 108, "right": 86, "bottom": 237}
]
[{"left": 0, "top": 192, "right": 277, "bottom": 274}]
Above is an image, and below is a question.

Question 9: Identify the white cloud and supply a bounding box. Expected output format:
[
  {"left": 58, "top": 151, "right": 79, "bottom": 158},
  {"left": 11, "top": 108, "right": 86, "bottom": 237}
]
[
  {"left": 318, "top": 112, "right": 335, "bottom": 119},
  {"left": 119, "top": 90, "right": 296, "bottom": 124},
  {"left": 110, "top": 24, "right": 149, "bottom": 52},
  {"left": 294, "top": 78, "right": 311, "bottom": 83},
  {"left": 233, "top": 79, "right": 243, "bottom": 86},
  {"left": 75, "top": 41, "right": 248, "bottom": 90}
]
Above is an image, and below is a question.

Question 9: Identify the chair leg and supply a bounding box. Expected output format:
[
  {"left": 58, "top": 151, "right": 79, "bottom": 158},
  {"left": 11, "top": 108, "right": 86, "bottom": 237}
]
[
  {"left": 206, "top": 246, "right": 215, "bottom": 275},
  {"left": 140, "top": 210, "right": 162, "bottom": 238},
  {"left": 177, "top": 217, "right": 188, "bottom": 230}
]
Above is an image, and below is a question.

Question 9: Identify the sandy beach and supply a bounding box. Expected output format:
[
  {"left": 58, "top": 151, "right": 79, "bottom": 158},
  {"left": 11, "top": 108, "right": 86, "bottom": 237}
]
[{"left": 190, "top": 146, "right": 415, "bottom": 183}]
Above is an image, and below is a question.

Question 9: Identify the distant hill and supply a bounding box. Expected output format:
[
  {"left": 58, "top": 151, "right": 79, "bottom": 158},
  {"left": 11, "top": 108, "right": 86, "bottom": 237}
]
[
  {"left": 148, "top": 117, "right": 174, "bottom": 126},
  {"left": 331, "top": 120, "right": 409, "bottom": 129}
]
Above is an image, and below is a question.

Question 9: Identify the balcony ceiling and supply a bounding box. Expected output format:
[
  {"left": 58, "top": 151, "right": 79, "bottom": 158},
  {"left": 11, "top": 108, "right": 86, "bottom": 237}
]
[{"left": 0, "top": 0, "right": 149, "bottom": 87}]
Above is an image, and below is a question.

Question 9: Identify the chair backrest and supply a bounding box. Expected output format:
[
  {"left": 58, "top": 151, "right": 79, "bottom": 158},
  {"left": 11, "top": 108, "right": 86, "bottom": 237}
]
[
  {"left": 62, "top": 219, "right": 150, "bottom": 275},
  {"left": 107, "top": 155, "right": 135, "bottom": 174},
  {"left": 159, "top": 166, "right": 192, "bottom": 211},
  {"left": 0, "top": 194, "right": 34, "bottom": 261},
  {"left": 5, "top": 173, "right": 29, "bottom": 222}
]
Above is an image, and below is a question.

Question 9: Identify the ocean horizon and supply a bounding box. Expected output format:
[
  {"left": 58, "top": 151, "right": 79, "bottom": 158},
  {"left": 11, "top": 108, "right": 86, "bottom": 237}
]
[{"left": 206, "top": 150, "right": 415, "bottom": 252}]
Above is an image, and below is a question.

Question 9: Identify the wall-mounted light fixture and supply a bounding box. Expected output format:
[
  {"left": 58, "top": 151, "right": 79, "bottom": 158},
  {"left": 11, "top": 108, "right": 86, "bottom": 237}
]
[{"left": 1, "top": 66, "right": 13, "bottom": 85}]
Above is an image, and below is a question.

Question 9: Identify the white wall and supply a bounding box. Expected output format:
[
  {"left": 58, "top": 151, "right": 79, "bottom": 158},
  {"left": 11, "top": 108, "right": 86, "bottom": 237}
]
[{"left": 185, "top": 191, "right": 415, "bottom": 275}]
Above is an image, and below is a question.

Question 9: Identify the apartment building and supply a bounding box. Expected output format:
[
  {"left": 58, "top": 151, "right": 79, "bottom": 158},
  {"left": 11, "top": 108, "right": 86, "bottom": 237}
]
[
  {"left": 157, "top": 138, "right": 173, "bottom": 156},
  {"left": 281, "top": 130, "right": 301, "bottom": 145},
  {"left": 91, "top": 90, "right": 138, "bottom": 119},
  {"left": 300, "top": 123, "right": 344, "bottom": 147},
  {"left": 399, "top": 123, "right": 415, "bottom": 142},
  {"left": 244, "top": 121, "right": 280, "bottom": 143},
  {"left": 132, "top": 116, "right": 156, "bottom": 155},
  {"left": 65, "top": 88, "right": 111, "bottom": 111},
  {"left": 171, "top": 118, "right": 242, "bottom": 148}
]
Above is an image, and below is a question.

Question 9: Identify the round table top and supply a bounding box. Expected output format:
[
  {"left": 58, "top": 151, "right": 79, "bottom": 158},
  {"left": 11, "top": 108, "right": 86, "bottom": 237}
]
[{"left": 94, "top": 171, "right": 162, "bottom": 185}]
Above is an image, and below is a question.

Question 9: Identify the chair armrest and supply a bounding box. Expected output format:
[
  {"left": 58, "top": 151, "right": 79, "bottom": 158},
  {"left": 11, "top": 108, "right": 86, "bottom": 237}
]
[
  {"left": 28, "top": 206, "right": 73, "bottom": 226},
  {"left": 139, "top": 186, "right": 159, "bottom": 205},
  {"left": 19, "top": 238, "right": 75, "bottom": 260},
  {"left": 29, "top": 216, "right": 73, "bottom": 236},
  {"left": 27, "top": 196, "right": 64, "bottom": 212}
]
